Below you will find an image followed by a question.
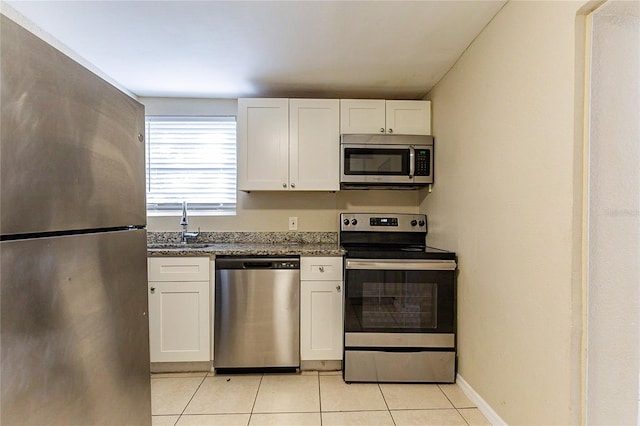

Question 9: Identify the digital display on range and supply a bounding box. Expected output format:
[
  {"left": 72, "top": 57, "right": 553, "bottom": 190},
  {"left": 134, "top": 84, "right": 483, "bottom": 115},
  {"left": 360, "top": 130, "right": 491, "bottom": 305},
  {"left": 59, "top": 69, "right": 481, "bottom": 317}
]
[{"left": 370, "top": 217, "right": 398, "bottom": 226}]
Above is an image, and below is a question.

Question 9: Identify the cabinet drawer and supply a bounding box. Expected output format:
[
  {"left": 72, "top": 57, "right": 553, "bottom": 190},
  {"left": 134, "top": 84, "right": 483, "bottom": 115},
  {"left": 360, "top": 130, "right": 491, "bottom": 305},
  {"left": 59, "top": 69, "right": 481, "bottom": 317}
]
[
  {"left": 300, "top": 256, "right": 343, "bottom": 281},
  {"left": 148, "top": 257, "right": 210, "bottom": 282}
]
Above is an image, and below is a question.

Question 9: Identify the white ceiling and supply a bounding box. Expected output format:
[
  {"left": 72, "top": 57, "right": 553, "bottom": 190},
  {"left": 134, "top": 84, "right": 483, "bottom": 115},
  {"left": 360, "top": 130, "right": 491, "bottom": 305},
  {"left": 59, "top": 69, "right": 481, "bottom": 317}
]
[{"left": 6, "top": 0, "right": 506, "bottom": 100}]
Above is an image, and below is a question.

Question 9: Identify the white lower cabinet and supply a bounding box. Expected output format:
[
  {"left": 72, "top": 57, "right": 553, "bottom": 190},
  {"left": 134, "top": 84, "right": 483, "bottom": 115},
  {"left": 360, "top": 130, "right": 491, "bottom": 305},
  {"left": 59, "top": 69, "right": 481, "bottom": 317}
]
[
  {"left": 300, "top": 256, "right": 344, "bottom": 361},
  {"left": 148, "top": 257, "right": 210, "bottom": 363}
]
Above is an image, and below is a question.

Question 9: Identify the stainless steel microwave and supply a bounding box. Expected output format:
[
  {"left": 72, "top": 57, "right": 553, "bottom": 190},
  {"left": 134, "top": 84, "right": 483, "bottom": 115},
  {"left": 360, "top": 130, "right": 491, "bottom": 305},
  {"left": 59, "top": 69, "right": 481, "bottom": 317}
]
[{"left": 340, "top": 134, "right": 434, "bottom": 189}]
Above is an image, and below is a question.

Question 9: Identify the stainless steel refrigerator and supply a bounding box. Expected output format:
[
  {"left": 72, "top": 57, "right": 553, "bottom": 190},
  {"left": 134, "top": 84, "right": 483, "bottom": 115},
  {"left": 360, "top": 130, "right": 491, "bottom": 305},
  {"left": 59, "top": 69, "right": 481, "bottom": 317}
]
[{"left": 1, "top": 15, "right": 151, "bottom": 425}]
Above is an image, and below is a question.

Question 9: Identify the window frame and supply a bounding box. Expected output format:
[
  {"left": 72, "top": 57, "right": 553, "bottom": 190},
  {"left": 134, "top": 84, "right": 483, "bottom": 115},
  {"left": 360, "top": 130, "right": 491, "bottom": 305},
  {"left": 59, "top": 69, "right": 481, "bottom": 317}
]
[{"left": 145, "top": 115, "right": 237, "bottom": 216}]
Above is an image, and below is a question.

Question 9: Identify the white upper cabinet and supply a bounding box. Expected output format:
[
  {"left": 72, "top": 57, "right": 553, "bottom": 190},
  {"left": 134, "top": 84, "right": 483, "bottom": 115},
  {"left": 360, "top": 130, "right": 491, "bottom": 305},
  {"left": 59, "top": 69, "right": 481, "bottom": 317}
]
[
  {"left": 237, "top": 98, "right": 289, "bottom": 191},
  {"left": 341, "top": 99, "right": 431, "bottom": 135},
  {"left": 289, "top": 99, "right": 340, "bottom": 191},
  {"left": 238, "top": 98, "right": 340, "bottom": 191},
  {"left": 385, "top": 100, "right": 432, "bottom": 135},
  {"left": 339, "top": 99, "right": 386, "bottom": 134}
]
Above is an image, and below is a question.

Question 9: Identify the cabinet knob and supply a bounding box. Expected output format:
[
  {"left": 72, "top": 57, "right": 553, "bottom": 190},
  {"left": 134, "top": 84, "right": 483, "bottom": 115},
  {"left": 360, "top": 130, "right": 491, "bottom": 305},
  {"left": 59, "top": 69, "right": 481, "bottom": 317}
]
[
  {"left": 388, "top": 128, "right": 393, "bottom": 134},
  {"left": 291, "top": 183, "right": 295, "bottom": 188},
  {"left": 336, "top": 285, "right": 341, "bottom": 293},
  {"left": 283, "top": 183, "right": 287, "bottom": 188},
  {"left": 150, "top": 287, "right": 155, "bottom": 294},
  {"left": 379, "top": 127, "right": 385, "bottom": 133},
  {"left": 319, "top": 266, "right": 325, "bottom": 273}
]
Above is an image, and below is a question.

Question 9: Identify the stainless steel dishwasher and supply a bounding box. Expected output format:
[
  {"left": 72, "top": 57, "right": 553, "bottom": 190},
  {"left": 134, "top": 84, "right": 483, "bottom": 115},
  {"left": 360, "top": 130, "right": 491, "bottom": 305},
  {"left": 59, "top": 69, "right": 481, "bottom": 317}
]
[{"left": 214, "top": 256, "right": 300, "bottom": 371}]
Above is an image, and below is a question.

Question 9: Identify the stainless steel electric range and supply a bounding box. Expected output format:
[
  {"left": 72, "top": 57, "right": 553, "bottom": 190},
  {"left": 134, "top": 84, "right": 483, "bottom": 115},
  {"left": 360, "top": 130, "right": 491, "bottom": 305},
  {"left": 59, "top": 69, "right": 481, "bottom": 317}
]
[{"left": 340, "top": 213, "right": 457, "bottom": 383}]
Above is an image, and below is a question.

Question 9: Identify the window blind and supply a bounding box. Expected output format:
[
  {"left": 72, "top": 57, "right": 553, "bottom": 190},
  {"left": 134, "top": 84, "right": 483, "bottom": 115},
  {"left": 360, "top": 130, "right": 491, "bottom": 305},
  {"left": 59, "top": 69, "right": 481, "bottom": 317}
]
[{"left": 145, "top": 116, "right": 237, "bottom": 214}]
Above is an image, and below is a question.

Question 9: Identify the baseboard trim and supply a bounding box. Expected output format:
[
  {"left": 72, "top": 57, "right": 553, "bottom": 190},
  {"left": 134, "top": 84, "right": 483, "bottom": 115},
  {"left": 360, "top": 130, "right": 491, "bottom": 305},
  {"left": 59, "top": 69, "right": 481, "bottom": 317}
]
[
  {"left": 456, "top": 373, "right": 507, "bottom": 426},
  {"left": 300, "top": 360, "right": 342, "bottom": 371},
  {"left": 151, "top": 361, "right": 212, "bottom": 373}
]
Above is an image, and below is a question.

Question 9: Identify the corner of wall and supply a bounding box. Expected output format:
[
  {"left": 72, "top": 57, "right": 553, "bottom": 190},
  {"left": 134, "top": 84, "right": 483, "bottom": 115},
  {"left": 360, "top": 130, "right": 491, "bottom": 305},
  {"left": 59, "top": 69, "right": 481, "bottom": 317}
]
[{"left": 1, "top": 2, "right": 137, "bottom": 99}]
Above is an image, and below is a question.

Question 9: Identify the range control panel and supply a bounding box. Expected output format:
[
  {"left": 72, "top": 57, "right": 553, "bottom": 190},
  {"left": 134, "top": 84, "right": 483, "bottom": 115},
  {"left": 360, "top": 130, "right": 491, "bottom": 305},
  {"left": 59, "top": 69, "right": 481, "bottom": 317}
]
[
  {"left": 370, "top": 217, "right": 398, "bottom": 226},
  {"left": 340, "top": 213, "right": 427, "bottom": 232}
]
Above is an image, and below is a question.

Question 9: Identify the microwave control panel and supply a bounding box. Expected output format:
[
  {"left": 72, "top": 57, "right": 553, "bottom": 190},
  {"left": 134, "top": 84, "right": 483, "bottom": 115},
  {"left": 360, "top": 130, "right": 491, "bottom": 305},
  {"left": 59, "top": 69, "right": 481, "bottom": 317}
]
[{"left": 415, "top": 149, "right": 431, "bottom": 176}]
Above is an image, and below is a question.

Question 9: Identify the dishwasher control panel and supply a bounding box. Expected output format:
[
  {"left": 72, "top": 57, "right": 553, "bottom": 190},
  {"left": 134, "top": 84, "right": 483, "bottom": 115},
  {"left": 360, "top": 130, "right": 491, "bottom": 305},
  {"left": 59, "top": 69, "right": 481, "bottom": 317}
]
[
  {"left": 215, "top": 256, "right": 300, "bottom": 270},
  {"left": 273, "top": 261, "right": 299, "bottom": 269}
]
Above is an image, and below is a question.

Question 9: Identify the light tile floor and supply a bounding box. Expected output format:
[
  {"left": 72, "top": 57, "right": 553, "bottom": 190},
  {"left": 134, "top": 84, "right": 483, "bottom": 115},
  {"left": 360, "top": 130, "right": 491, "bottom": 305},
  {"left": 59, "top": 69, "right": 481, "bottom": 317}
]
[{"left": 151, "top": 371, "right": 491, "bottom": 426}]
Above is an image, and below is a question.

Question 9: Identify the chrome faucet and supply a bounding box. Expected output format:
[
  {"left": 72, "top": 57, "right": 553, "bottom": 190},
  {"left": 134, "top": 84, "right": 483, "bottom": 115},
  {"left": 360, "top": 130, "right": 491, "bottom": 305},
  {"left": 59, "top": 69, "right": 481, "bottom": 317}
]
[{"left": 180, "top": 201, "right": 200, "bottom": 244}]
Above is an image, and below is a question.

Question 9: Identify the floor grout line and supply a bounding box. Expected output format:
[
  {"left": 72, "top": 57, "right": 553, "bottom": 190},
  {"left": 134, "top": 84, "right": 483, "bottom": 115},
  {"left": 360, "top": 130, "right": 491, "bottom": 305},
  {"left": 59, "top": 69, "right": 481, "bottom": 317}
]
[
  {"left": 318, "top": 373, "right": 323, "bottom": 426},
  {"left": 376, "top": 382, "right": 397, "bottom": 426},
  {"left": 438, "top": 383, "right": 473, "bottom": 425},
  {"left": 247, "top": 374, "right": 264, "bottom": 426},
  {"left": 178, "top": 374, "right": 208, "bottom": 423}
]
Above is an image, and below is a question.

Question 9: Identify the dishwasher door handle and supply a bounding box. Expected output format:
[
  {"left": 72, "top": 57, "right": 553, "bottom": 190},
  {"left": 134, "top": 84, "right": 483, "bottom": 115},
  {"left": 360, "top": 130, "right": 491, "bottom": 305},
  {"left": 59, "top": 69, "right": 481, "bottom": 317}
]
[
  {"left": 243, "top": 262, "right": 274, "bottom": 268},
  {"left": 215, "top": 257, "right": 299, "bottom": 270}
]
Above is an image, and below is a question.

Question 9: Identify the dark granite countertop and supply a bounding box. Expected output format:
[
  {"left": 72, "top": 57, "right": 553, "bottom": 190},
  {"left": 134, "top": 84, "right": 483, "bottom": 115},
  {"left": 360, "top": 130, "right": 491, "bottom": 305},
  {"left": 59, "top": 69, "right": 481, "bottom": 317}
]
[
  {"left": 147, "top": 232, "right": 344, "bottom": 257},
  {"left": 147, "top": 242, "right": 344, "bottom": 257}
]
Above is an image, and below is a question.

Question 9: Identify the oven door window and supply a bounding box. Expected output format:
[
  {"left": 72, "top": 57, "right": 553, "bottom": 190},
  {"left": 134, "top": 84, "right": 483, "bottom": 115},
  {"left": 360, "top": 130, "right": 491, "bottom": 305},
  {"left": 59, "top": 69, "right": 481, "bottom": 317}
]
[
  {"left": 344, "top": 269, "right": 454, "bottom": 334},
  {"left": 343, "top": 148, "right": 410, "bottom": 176}
]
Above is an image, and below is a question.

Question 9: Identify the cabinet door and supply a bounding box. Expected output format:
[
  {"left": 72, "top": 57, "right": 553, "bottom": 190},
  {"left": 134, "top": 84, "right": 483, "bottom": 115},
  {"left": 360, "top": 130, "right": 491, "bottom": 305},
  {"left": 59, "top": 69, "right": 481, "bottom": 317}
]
[
  {"left": 385, "top": 100, "right": 431, "bottom": 135},
  {"left": 300, "top": 280, "right": 343, "bottom": 361},
  {"left": 237, "top": 98, "right": 289, "bottom": 190},
  {"left": 149, "top": 281, "right": 210, "bottom": 362},
  {"left": 290, "top": 99, "right": 340, "bottom": 191},
  {"left": 340, "top": 99, "right": 386, "bottom": 134}
]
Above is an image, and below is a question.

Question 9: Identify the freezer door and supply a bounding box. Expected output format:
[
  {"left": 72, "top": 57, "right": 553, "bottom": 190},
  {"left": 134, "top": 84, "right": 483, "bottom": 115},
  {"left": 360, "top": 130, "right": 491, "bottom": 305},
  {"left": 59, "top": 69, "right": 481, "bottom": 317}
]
[
  {"left": 0, "top": 229, "right": 151, "bottom": 426},
  {"left": 0, "top": 16, "right": 146, "bottom": 236}
]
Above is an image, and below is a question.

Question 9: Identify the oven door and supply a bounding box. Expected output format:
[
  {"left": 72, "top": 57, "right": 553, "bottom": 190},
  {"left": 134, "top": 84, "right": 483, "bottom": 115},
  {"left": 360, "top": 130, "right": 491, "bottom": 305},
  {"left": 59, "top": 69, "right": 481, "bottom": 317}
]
[
  {"left": 344, "top": 259, "right": 456, "bottom": 338},
  {"left": 343, "top": 258, "right": 457, "bottom": 383}
]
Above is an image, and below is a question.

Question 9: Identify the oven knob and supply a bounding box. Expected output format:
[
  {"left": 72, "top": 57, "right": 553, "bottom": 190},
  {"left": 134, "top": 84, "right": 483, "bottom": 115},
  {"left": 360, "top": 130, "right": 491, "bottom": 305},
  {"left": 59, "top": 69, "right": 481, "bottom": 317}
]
[
  {"left": 351, "top": 219, "right": 358, "bottom": 226},
  {"left": 343, "top": 219, "right": 350, "bottom": 226},
  {"left": 411, "top": 220, "right": 418, "bottom": 226},
  {"left": 419, "top": 220, "right": 426, "bottom": 227}
]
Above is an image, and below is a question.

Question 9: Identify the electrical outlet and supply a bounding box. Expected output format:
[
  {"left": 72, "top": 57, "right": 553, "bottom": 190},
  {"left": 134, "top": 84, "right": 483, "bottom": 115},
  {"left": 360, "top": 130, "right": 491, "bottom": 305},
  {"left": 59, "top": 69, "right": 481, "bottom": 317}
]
[{"left": 288, "top": 217, "right": 298, "bottom": 231}]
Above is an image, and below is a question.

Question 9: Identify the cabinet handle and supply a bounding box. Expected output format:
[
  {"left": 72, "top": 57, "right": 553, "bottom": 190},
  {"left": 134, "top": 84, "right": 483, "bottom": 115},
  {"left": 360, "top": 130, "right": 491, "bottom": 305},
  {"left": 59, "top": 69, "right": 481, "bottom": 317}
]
[
  {"left": 388, "top": 128, "right": 393, "bottom": 134},
  {"left": 150, "top": 286, "right": 155, "bottom": 294},
  {"left": 319, "top": 266, "right": 325, "bottom": 273},
  {"left": 291, "top": 183, "right": 295, "bottom": 188},
  {"left": 379, "top": 127, "right": 385, "bottom": 133},
  {"left": 336, "top": 285, "right": 341, "bottom": 292},
  {"left": 283, "top": 183, "right": 287, "bottom": 188}
]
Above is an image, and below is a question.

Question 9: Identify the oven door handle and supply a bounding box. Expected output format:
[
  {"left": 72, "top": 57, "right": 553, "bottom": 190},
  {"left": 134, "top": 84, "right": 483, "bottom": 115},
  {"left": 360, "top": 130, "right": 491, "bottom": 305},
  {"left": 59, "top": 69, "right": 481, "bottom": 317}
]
[{"left": 346, "top": 259, "right": 457, "bottom": 271}]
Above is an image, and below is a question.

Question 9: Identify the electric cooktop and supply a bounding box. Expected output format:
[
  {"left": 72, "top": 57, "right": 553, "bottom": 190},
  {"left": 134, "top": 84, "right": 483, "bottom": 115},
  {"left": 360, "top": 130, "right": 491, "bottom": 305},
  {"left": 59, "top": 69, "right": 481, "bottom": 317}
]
[{"left": 339, "top": 213, "right": 456, "bottom": 261}]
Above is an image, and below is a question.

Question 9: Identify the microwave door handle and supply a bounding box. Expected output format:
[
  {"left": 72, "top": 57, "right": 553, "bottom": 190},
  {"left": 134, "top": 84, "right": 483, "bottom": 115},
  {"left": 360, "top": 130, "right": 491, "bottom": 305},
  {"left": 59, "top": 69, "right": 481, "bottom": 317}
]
[{"left": 408, "top": 146, "right": 415, "bottom": 179}]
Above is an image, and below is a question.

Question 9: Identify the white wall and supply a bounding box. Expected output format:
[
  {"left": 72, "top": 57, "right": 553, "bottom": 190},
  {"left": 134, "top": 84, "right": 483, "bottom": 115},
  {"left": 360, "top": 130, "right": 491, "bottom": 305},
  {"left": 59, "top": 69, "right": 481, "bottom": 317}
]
[
  {"left": 586, "top": 1, "right": 640, "bottom": 423},
  {"left": 421, "top": 1, "right": 592, "bottom": 423},
  {"left": 147, "top": 189, "right": 420, "bottom": 232},
  {"left": 1, "top": 3, "right": 135, "bottom": 99},
  {"left": 140, "top": 97, "right": 420, "bottom": 232}
]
